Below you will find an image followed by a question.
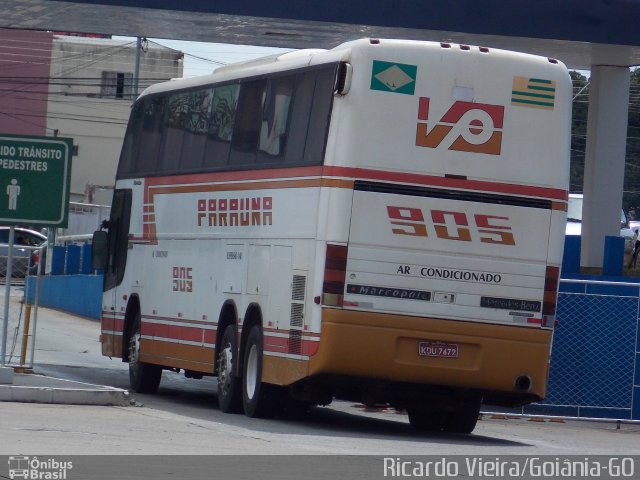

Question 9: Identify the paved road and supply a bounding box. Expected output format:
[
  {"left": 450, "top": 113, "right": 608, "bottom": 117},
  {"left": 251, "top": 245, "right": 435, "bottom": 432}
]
[{"left": 1, "top": 304, "right": 639, "bottom": 456}]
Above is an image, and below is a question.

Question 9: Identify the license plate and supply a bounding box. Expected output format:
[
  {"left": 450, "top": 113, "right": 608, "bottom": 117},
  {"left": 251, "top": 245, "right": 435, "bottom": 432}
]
[{"left": 418, "top": 341, "right": 459, "bottom": 358}]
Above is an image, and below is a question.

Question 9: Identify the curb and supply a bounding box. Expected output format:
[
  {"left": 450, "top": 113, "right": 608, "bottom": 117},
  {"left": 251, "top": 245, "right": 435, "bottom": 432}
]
[{"left": 0, "top": 374, "right": 131, "bottom": 406}]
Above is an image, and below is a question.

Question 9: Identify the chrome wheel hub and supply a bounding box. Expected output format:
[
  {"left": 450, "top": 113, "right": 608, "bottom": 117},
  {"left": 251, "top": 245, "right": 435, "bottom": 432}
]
[{"left": 218, "top": 344, "right": 233, "bottom": 395}]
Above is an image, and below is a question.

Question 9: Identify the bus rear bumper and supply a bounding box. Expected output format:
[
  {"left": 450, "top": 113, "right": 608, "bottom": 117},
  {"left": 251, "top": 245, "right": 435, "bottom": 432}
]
[{"left": 308, "top": 309, "right": 552, "bottom": 405}]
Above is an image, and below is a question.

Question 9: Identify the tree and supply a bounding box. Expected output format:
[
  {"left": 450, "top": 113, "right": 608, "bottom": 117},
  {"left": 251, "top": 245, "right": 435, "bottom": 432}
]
[
  {"left": 570, "top": 70, "right": 589, "bottom": 194},
  {"left": 625, "top": 68, "right": 640, "bottom": 214}
]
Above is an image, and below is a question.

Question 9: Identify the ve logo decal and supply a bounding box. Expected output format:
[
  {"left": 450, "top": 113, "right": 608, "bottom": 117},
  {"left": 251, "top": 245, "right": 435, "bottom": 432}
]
[{"left": 416, "top": 98, "right": 504, "bottom": 155}]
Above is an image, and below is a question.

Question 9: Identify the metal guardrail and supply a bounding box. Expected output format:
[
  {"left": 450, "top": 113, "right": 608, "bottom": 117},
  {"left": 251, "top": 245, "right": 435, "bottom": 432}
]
[
  {"left": 559, "top": 277, "right": 640, "bottom": 288},
  {"left": 0, "top": 244, "right": 40, "bottom": 285},
  {"left": 56, "top": 234, "right": 93, "bottom": 245},
  {"left": 0, "top": 245, "right": 45, "bottom": 369},
  {"left": 57, "top": 201, "right": 110, "bottom": 239}
]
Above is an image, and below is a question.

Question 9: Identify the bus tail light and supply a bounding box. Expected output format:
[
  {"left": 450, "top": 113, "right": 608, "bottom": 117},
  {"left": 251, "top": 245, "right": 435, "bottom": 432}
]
[
  {"left": 542, "top": 266, "right": 560, "bottom": 327},
  {"left": 322, "top": 244, "right": 348, "bottom": 307}
]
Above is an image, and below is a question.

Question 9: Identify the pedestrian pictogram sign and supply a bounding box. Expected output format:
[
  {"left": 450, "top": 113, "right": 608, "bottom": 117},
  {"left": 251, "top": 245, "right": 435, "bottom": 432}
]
[{"left": 0, "top": 134, "right": 72, "bottom": 227}]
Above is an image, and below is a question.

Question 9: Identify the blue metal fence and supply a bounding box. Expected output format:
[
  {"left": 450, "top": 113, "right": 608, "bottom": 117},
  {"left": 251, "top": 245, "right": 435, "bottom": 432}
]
[{"left": 524, "top": 277, "right": 640, "bottom": 420}]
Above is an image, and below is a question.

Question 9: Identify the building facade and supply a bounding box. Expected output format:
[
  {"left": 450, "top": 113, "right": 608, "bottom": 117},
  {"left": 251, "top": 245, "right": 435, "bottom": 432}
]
[
  {"left": 0, "top": 29, "right": 184, "bottom": 206},
  {"left": 0, "top": 29, "right": 53, "bottom": 137}
]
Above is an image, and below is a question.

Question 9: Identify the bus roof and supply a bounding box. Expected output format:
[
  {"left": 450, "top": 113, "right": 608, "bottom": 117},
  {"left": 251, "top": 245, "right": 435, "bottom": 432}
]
[
  {"left": 139, "top": 47, "right": 334, "bottom": 98},
  {"left": 138, "top": 38, "right": 565, "bottom": 100}
]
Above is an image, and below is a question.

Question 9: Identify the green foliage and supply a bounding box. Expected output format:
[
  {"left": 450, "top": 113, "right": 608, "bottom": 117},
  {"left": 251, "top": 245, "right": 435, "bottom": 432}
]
[{"left": 627, "top": 69, "right": 640, "bottom": 213}]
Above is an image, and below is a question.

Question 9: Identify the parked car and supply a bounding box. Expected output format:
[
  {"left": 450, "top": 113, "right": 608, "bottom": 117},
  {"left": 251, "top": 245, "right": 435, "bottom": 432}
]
[
  {"left": 566, "top": 193, "right": 637, "bottom": 257},
  {"left": 0, "top": 227, "right": 47, "bottom": 279}
]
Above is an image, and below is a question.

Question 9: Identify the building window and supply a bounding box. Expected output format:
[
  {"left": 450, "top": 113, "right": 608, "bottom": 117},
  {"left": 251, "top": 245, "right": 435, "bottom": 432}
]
[{"left": 101, "top": 71, "right": 133, "bottom": 99}]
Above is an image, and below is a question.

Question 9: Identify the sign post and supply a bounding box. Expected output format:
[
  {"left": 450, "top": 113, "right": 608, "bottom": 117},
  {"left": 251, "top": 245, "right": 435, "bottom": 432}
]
[{"left": 0, "top": 134, "right": 72, "bottom": 372}]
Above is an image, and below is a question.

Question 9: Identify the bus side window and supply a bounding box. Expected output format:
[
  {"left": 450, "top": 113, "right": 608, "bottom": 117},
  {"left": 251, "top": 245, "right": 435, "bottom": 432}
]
[
  {"left": 204, "top": 83, "right": 239, "bottom": 169},
  {"left": 229, "top": 79, "right": 267, "bottom": 166},
  {"left": 138, "top": 96, "right": 165, "bottom": 175},
  {"left": 304, "top": 66, "right": 335, "bottom": 165},
  {"left": 180, "top": 87, "right": 212, "bottom": 171},
  {"left": 119, "top": 96, "right": 165, "bottom": 178},
  {"left": 160, "top": 92, "right": 189, "bottom": 173},
  {"left": 282, "top": 66, "right": 335, "bottom": 167},
  {"left": 284, "top": 72, "right": 315, "bottom": 165},
  {"left": 117, "top": 100, "right": 144, "bottom": 178},
  {"left": 257, "top": 76, "right": 294, "bottom": 164}
]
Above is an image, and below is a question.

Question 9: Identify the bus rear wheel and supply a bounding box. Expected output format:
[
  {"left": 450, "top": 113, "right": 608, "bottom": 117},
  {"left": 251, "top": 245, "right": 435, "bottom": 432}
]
[
  {"left": 407, "top": 397, "right": 481, "bottom": 434},
  {"left": 242, "top": 325, "right": 282, "bottom": 418},
  {"left": 128, "top": 313, "right": 162, "bottom": 393},
  {"left": 217, "top": 325, "right": 242, "bottom": 413},
  {"left": 443, "top": 397, "right": 481, "bottom": 434},
  {"left": 407, "top": 405, "right": 445, "bottom": 432}
]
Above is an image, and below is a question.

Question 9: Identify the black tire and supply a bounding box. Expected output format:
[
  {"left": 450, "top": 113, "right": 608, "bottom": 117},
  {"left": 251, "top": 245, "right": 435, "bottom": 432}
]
[
  {"left": 443, "top": 397, "right": 481, "bottom": 434},
  {"left": 217, "top": 325, "right": 243, "bottom": 413},
  {"left": 128, "top": 313, "right": 162, "bottom": 393},
  {"left": 407, "top": 405, "right": 446, "bottom": 432},
  {"left": 242, "top": 325, "right": 283, "bottom": 418}
]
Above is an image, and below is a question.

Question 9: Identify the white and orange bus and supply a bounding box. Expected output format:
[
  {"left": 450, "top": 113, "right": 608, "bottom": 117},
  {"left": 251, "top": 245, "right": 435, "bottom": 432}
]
[{"left": 93, "top": 38, "right": 571, "bottom": 433}]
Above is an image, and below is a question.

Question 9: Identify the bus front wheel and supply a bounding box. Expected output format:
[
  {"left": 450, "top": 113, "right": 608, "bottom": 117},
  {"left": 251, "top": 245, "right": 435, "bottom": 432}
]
[
  {"left": 128, "top": 313, "right": 162, "bottom": 393},
  {"left": 242, "top": 325, "right": 282, "bottom": 418}
]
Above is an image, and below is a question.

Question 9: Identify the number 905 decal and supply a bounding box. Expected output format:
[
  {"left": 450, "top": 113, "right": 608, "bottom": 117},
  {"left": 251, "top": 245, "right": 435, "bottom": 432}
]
[{"left": 387, "top": 206, "right": 515, "bottom": 246}]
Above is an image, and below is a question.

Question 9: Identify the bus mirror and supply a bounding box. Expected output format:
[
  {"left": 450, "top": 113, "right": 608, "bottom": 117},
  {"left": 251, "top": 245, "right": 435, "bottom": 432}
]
[
  {"left": 334, "top": 62, "right": 352, "bottom": 95},
  {"left": 92, "top": 230, "right": 108, "bottom": 270}
]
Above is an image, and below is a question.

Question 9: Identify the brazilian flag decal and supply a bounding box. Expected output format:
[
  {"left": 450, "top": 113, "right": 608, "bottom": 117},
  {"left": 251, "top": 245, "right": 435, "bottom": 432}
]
[{"left": 370, "top": 60, "right": 417, "bottom": 95}]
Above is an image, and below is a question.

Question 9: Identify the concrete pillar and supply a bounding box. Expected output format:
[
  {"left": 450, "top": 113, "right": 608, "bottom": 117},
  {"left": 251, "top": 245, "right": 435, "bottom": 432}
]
[{"left": 581, "top": 66, "right": 630, "bottom": 269}]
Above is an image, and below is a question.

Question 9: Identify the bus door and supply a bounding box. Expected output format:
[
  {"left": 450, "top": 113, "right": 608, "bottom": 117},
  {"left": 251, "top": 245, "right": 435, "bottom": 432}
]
[{"left": 101, "top": 188, "right": 132, "bottom": 356}]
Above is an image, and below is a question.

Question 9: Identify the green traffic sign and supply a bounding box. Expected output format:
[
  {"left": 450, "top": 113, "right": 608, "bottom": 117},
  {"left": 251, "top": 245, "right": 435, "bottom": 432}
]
[{"left": 0, "top": 134, "right": 72, "bottom": 227}]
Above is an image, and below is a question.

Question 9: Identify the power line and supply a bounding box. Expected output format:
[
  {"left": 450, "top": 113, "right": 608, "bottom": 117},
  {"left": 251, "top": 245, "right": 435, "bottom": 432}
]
[
  {"left": 146, "top": 39, "right": 226, "bottom": 66},
  {"left": 0, "top": 109, "right": 128, "bottom": 126}
]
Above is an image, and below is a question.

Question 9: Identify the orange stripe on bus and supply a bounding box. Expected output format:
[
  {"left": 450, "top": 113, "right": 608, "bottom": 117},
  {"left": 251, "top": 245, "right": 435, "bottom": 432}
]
[
  {"left": 148, "top": 178, "right": 322, "bottom": 197},
  {"left": 144, "top": 165, "right": 323, "bottom": 187},
  {"left": 143, "top": 166, "right": 567, "bottom": 201},
  {"left": 321, "top": 166, "right": 568, "bottom": 201}
]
